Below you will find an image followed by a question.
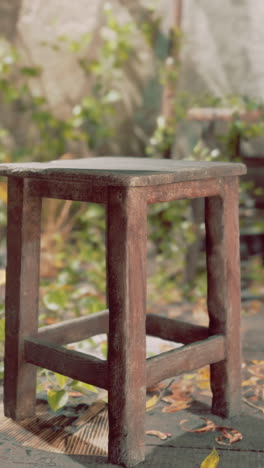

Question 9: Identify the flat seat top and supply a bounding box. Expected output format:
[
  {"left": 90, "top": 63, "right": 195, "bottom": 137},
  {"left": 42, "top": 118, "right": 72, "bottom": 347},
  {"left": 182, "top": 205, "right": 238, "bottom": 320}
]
[{"left": 0, "top": 157, "right": 246, "bottom": 186}]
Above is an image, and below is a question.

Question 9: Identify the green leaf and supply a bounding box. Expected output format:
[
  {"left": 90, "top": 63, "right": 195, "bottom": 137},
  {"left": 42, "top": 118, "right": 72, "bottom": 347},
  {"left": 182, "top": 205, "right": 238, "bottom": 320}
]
[
  {"left": 47, "top": 389, "right": 69, "bottom": 412},
  {"left": 71, "top": 381, "right": 98, "bottom": 394},
  {"left": 200, "top": 448, "right": 220, "bottom": 468},
  {"left": 54, "top": 372, "right": 69, "bottom": 389},
  {"left": 0, "top": 318, "right": 5, "bottom": 341}
]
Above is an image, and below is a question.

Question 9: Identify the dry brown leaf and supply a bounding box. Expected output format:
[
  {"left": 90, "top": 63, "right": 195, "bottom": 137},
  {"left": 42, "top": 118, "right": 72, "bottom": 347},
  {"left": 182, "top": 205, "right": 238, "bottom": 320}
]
[
  {"left": 180, "top": 417, "right": 216, "bottom": 433},
  {"left": 216, "top": 428, "right": 243, "bottom": 445},
  {"left": 147, "top": 383, "right": 165, "bottom": 393},
  {"left": 162, "top": 401, "right": 191, "bottom": 413},
  {"left": 146, "top": 430, "right": 172, "bottom": 440},
  {"left": 180, "top": 418, "right": 243, "bottom": 445},
  {"left": 248, "top": 366, "right": 264, "bottom": 379}
]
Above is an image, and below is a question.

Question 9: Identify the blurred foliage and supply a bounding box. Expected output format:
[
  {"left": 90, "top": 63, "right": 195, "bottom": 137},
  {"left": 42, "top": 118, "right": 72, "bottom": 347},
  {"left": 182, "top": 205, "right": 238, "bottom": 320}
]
[{"left": 0, "top": 1, "right": 263, "bottom": 407}]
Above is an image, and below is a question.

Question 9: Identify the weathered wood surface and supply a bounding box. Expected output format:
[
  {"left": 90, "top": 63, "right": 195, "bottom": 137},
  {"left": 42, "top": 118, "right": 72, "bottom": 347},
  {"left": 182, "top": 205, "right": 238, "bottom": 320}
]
[
  {"left": 28, "top": 176, "right": 223, "bottom": 205},
  {"left": 145, "top": 177, "right": 221, "bottom": 203},
  {"left": 206, "top": 176, "right": 242, "bottom": 417},
  {"left": 146, "top": 314, "right": 209, "bottom": 344},
  {"left": 0, "top": 157, "right": 246, "bottom": 187},
  {"left": 1, "top": 407, "right": 263, "bottom": 467},
  {"left": 107, "top": 187, "right": 147, "bottom": 466},
  {"left": 146, "top": 335, "right": 225, "bottom": 389},
  {"left": 38, "top": 310, "right": 208, "bottom": 347},
  {"left": 28, "top": 178, "right": 107, "bottom": 204},
  {"left": 24, "top": 337, "right": 108, "bottom": 390},
  {"left": 4, "top": 177, "right": 41, "bottom": 420},
  {"left": 2, "top": 158, "right": 245, "bottom": 466},
  {"left": 38, "top": 309, "right": 109, "bottom": 345}
]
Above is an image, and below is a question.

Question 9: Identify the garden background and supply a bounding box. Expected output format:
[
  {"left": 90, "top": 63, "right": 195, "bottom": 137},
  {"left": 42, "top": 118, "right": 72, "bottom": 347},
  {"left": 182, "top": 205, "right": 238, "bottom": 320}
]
[{"left": 0, "top": 0, "right": 263, "bottom": 410}]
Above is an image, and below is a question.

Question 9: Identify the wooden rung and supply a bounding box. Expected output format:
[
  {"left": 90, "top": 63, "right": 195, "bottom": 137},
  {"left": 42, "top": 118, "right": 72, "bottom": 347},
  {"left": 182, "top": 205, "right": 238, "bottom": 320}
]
[
  {"left": 146, "top": 314, "right": 209, "bottom": 344},
  {"left": 187, "top": 107, "right": 263, "bottom": 122},
  {"left": 38, "top": 311, "right": 209, "bottom": 347},
  {"left": 146, "top": 334, "right": 225, "bottom": 388},
  {"left": 24, "top": 337, "right": 108, "bottom": 390},
  {"left": 37, "top": 309, "right": 109, "bottom": 345},
  {"left": 28, "top": 178, "right": 107, "bottom": 204}
]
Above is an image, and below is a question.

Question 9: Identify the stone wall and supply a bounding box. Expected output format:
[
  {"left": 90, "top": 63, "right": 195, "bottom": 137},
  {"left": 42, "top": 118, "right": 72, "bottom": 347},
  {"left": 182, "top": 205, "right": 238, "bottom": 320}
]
[{"left": 1, "top": 0, "right": 264, "bottom": 158}]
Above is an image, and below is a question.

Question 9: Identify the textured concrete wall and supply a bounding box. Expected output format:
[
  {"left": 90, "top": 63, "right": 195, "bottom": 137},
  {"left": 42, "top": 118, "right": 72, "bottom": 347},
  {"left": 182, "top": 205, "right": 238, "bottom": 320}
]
[
  {"left": 2, "top": 0, "right": 264, "bottom": 157},
  {"left": 13, "top": 0, "right": 171, "bottom": 155},
  {"left": 179, "top": 0, "right": 264, "bottom": 101}
]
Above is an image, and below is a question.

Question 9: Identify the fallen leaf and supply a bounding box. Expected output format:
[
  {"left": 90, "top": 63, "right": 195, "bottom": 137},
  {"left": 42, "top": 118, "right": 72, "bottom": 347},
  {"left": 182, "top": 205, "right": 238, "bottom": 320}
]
[
  {"left": 252, "top": 360, "right": 264, "bottom": 366},
  {"left": 180, "top": 417, "right": 216, "bottom": 433},
  {"left": 162, "top": 396, "right": 190, "bottom": 404},
  {"left": 216, "top": 428, "right": 243, "bottom": 445},
  {"left": 146, "top": 383, "right": 165, "bottom": 393},
  {"left": 67, "top": 390, "right": 84, "bottom": 397},
  {"left": 180, "top": 418, "right": 243, "bottom": 446},
  {"left": 183, "top": 373, "right": 196, "bottom": 380},
  {"left": 162, "top": 401, "right": 191, "bottom": 413},
  {"left": 242, "top": 377, "right": 258, "bottom": 387},
  {"left": 197, "top": 380, "right": 211, "bottom": 390},
  {"left": 146, "top": 430, "right": 172, "bottom": 440},
  {"left": 47, "top": 389, "right": 68, "bottom": 412},
  {"left": 146, "top": 394, "right": 159, "bottom": 412},
  {"left": 200, "top": 447, "right": 220, "bottom": 468},
  {"left": 198, "top": 367, "right": 210, "bottom": 380}
]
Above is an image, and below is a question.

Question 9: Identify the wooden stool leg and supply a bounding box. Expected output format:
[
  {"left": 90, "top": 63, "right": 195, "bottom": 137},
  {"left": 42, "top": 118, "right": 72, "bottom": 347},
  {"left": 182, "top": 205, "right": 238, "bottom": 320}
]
[
  {"left": 107, "top": 187, "right": 147, "bottom": 467},
  {"left": 205, "top": 176, "right": 241, "bottom": 417},
  {"left": 4, "top": 177, "right": 42, "bottom": 420}
]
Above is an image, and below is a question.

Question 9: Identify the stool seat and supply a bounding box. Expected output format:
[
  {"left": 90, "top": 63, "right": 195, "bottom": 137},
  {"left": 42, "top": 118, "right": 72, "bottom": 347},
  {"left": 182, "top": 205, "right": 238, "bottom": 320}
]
[
  {"left": 2, "top": 157, "right": 246, "bottom": 467},
  {"left": 0, "top": 156, "right": 246, "bottom": 186}
]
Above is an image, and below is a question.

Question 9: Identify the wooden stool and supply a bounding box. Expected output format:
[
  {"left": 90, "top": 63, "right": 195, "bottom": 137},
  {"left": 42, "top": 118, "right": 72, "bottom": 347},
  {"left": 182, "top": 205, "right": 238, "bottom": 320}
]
[{"left": 1, "top": 157, "right": 246, "bottom": 467}]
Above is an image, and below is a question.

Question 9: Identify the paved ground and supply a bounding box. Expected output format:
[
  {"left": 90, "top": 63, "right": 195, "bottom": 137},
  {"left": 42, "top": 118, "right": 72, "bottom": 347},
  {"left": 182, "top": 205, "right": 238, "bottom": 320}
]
[{"left": 0, "top": 310, "right": 263, "bottom": 467}]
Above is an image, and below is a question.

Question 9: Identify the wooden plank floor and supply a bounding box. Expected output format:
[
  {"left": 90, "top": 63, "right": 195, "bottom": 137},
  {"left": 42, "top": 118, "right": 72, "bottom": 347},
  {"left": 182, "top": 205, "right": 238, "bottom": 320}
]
[
  {"left": 0, "top": 396, "right": 263, "bottom": 467},
  {"left": 0, "top": 312, "right": 263, "bottom": 467}
]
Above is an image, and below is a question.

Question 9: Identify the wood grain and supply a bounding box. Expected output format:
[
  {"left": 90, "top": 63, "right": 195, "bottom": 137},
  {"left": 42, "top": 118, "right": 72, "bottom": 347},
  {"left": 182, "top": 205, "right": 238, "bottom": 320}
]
[
  {"left": 38, "top": 309, "right": 109, "bottom": 345},
  {"left": 24, "top": 337, "right": 108, "bottom": 390},
  {"left": 107, "top": 187, "right": 147, "bottom": 466},
  {"left": 146, "top": 177, "right": 221, "bottom": 204},
  {"left": 4, "top": 177, "right": 41, "bottom": 420},
  {"left": 0, "top": 157, "right": 246, "bottom": 187},
  {"left": 205, "top": 176, "right": 242, "bottom": 417},
  {"left": 146, "top": 314, "right": 209, "bottom": 344},
  {"left": 37, "top": 310, "right": 208, "bottom": 347},
  {"left": 27, "top": 178, "right": 107, "bottom": 204},
  {"left": 146, "top": 335, "right": 225, "bottom": 389}
]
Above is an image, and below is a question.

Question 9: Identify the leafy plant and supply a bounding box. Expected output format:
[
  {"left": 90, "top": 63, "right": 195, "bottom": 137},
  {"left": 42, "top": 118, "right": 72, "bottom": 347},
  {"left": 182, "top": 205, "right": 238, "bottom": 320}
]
[
  {"left": 38, "top": 371, "right": 98, "bottom": 412},
  {"left": 0, "top": 3, "right": 263, "bottom": 411}
]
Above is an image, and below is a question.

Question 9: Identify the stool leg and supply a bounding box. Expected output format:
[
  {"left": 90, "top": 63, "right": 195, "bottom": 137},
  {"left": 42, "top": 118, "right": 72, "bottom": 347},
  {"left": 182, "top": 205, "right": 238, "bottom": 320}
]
[
  {"left": 4, "top": 177, "right": 41, "bottom": 420},
  {"left": 107, "top": 187, "right": 147, "bottom": 467},
  {"left": 205, "top": 176, "right": 241, "bottom": 417}
]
